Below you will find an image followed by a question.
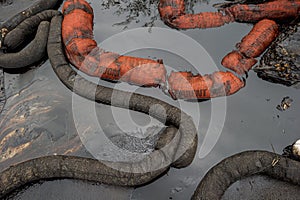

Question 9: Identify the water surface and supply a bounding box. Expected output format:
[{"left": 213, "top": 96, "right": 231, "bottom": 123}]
[{"left": 1, "top": 0, "right": 299, "bottom": 199}]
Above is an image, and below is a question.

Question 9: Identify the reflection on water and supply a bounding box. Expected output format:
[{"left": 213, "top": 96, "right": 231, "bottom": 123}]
[
  {"left": 4, "top": 179, "right": 133, "bottom": 200},
  {"left": 0, "top": 63, "right": 89, "bottom": 171},
  {"left": 222, "top": 175, "right": 300, "bottom": 200},
  {"left": 1, "top": 0, "right": 300, "bottom": 199},
  {"left": 1, "top": 79, "right": 63, "bottom": 161},
  {"left": 100, "top": 0, "right": 209, "bottom": 28}
]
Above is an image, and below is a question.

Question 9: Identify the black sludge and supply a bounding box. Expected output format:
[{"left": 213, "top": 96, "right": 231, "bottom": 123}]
[
  {"left": 0, "top": 11, "right": 198, "bottom": 199},
  {"left": 255, "top": 22, "right": 300, "bottom": 86},
  {"left": 0, "top": 15, "right": 198, "bottom": 197},
  {"left": 0, "top": 0, "right": 13, "bottom": 6},
  {"left": 0, "top": 127, "right": 183, "bottom": 198},
  {"left": 48, "top": 15, "right": 197, "bottom": 169},
  {"left": 0, "top": 21, "right": 49, "bottom": 68},
  {"left": 192, "top": 151, "right": 300, "bottom": 200},
  {"left": 2, "top": 10, "right": 60, "bottom": 50}
]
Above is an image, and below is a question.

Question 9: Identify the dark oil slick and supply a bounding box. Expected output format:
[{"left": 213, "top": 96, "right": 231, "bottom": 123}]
[{"left": 0, "top": 0, "right": 299, "bottom": 200}]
